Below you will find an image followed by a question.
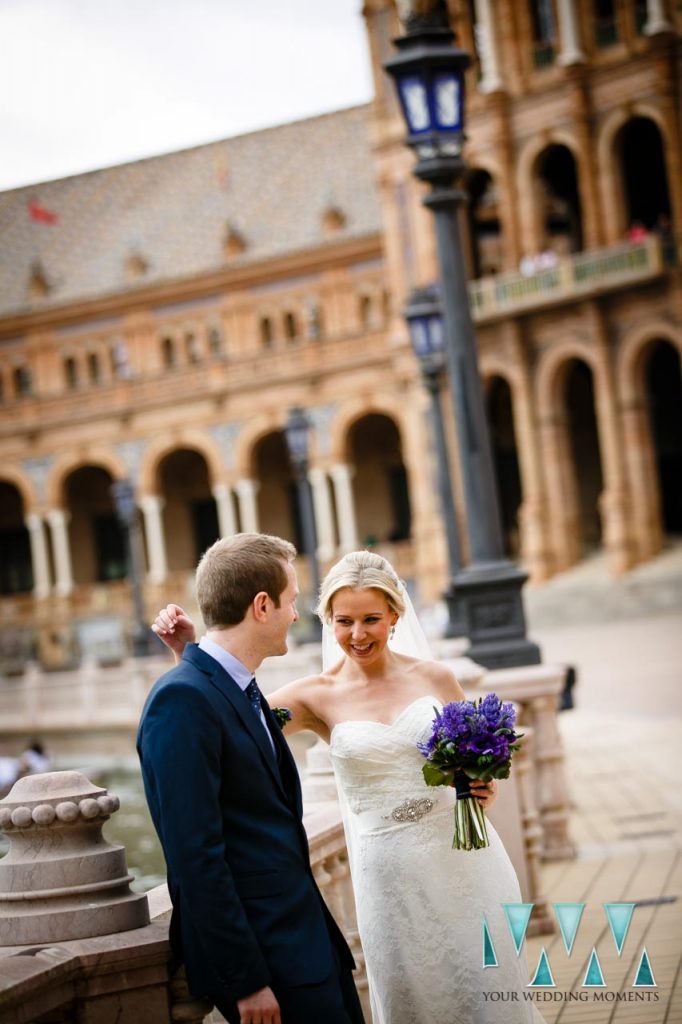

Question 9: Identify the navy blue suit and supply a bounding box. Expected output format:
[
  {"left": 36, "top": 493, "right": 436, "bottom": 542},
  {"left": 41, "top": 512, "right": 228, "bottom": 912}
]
[{"left": 137, "top": 644, "right": 362, "bottom": 1021}]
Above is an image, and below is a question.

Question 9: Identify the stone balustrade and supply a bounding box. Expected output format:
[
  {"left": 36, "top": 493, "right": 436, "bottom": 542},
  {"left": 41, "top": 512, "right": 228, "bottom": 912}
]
[{"left": 468, "top": 237, "right": 664, "bottom": 323}]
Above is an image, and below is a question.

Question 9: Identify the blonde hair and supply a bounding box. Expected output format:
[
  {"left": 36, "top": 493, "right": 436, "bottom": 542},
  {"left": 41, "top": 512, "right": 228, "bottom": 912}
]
[
  {"left": 196, "top": 533, "right": 296, "bottom": 628},
  {"left": 317, "top": 550, "right": 405, "bottom": 623}
]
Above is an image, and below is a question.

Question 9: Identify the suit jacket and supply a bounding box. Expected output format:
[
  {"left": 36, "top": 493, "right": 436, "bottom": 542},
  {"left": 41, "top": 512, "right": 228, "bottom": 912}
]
[{"left": 137, "top": 643, "right": 354, "bottom": 1004}]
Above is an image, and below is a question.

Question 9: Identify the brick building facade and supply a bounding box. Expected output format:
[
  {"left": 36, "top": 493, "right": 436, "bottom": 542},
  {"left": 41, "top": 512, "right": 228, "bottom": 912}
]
[{"left": 1, "top": 0, "right": 680, "bottom": 667}]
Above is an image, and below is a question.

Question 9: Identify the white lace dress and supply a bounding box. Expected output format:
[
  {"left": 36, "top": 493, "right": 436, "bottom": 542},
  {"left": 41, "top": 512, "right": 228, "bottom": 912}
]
[{"left": 329, "top": 695, "right": 545, "bottom": 1024}]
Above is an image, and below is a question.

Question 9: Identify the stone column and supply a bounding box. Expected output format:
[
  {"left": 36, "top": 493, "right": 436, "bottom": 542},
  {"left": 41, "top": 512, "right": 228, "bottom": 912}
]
[
  {"left": 235, "top": 478, "right": 259, "bottom": 533},
  {"left": 329, "top": 463, "right": 359, "bottom": 553},
  {"left": 537, "top": 415, "right": 581, "bottom": 572},
  {"left": 644, "top": 0, "right": 673, "bottom": 35},
  {"left": 620, "top": 400, "right": 663, "bottom": 562},
  {"left": 26, "top": 513, "right": 51, "bottom": 598},
  {"left": 591, "top": 311, "right": 636, "bottom": 573},
  {"left": 308, "top": 468, "right": 336, "bottom": 561},
  {"left": 47, "top": 508, "right": 73, "bottom": 597},
  {"left": 140, "top": 495, "right": 168, "bottom": 584},
  {"left": 213, "top": 482, "right": 237, "bottom": 538},
  {"left": 556, "top": 0, "right": 585, "bottom": 64},
  {"left": 473, "top": 0, "right": 504, "bottom": 93}
]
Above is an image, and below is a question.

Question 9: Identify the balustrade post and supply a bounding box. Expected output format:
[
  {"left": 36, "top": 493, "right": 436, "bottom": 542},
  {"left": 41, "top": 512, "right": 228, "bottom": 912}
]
[
  {"left": 512, "top": 727, "right": 553, "bottom": 935},
  {"left": 522, "top": 693, "right": 576, "bottom": 861}
]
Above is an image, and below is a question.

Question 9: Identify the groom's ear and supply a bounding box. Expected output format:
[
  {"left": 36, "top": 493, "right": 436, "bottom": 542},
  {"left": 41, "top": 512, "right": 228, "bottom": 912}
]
[{"left": 252, "top": 590, "right": 270, "bottom": 623}]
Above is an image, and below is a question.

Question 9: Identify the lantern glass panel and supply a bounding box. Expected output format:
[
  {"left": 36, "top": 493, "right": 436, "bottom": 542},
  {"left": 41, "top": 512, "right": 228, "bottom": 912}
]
[
  {"left": 409, "top": 317, "right": 430, "bottom": 357},
  {"left": 398, "top": 74, "right": 431, "bottom": 133},
  {"left": 433, "top": 73, "right": 462, "bottom": 130}
]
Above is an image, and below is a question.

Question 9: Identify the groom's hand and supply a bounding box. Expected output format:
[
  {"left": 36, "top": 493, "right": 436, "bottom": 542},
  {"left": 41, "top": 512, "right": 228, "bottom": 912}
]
[{"left": 237, "top": 985, "right": 281, "bottom": 1024}]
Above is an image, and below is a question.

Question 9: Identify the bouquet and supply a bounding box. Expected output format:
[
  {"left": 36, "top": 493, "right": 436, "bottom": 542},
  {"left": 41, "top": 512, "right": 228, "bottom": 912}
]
[{"left": 418, "top": 694, "right": 522, "bottom": 851}]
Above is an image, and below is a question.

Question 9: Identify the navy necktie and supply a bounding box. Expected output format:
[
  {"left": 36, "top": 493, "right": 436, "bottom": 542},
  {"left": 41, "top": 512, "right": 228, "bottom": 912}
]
[{"left": 245, "top": 678, "right": 262, "bottom": 718}]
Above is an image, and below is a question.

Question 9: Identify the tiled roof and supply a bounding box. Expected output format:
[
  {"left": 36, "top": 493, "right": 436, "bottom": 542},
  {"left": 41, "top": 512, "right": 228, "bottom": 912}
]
[{"left": 0, "top": 105, "right": 380, "bottom": 319}]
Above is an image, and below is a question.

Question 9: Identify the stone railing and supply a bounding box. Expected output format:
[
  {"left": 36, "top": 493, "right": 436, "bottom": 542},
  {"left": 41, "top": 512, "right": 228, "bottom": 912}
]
[
  {"left": 0, "top": 771, "right": 366, "bottom": 1024},
  {"left": 468, "top": 237, "right": 664, "bottom": 323}
]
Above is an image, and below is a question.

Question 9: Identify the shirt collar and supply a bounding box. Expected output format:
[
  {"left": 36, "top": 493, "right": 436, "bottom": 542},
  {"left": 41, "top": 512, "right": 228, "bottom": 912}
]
[{"left": 198, "top": 635, "right": 253, "bottom": 692}]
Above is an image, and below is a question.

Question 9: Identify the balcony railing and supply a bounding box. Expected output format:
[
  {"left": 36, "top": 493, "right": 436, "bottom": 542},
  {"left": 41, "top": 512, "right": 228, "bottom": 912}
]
[{"left": 468, "top": 237, "right": 665, "bottom": 323}]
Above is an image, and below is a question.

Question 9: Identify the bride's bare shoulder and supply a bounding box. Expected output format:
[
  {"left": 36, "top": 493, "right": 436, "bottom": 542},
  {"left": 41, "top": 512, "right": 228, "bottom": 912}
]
[{"left": 399, "top": 654, "right": 464, "bottom": 699}]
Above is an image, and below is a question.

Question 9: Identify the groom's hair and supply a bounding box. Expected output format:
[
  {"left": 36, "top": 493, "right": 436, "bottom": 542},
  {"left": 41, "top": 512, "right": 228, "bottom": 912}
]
[{"left": 196, "top": 533, "right": 297, "bottom": 628}]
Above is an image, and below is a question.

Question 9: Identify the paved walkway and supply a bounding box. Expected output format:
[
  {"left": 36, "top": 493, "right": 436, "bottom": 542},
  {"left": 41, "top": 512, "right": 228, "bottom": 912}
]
[{"left": 524, "top": 609, "right": 682, "bottom": 1024}]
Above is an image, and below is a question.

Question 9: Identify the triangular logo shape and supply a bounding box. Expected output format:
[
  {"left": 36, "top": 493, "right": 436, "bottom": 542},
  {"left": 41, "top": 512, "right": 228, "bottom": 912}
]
[
  {"left": 528, "top": 948, "right": 555, "bottom": 987},
  {"left": 582, "top": 948, "right": 606, "bottom": 987},
  {"left": 503, "top": 903, "right": 534, "bottom": 955},
  {"left": 553, "top": 903, "right": 585, "bottom": 955},
  {"left": 604, "top": 903, "right": 635, "bottom": 955},
  {"left": 482, "top": 914, "right": 498, "bottom": 968},
  {"left": 632, "top": 947, "right": 657, "bottom": 987}
]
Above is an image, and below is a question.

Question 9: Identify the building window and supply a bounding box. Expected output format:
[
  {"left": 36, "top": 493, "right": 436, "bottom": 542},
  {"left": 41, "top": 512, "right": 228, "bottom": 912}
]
[
  {"left": 185, "top": 332, "right": 200, "bottom": 364},
  {"left": 529, "top": 0, "right": 557, "bottom": 67},
  {"left": 162, "top": 336, "right": 176, "bottom": 369},
  {"left": 260, "top": 316, "right": 274, "bottom": 348},
  {"left": 634, "top": 0, "right": 647, "bottom": 34},
  {"left": 594, "top": 0, "right": 619, "bottom": 46},
  {"left": 208, "top": 326, "right": 224, "bottom": 356},
  {"left": 88, "top": 352, "right": 101, "bottom": 384},
  {"left": 359, "top": 294, "right": 373, "bottom": 329},
  {"left": 64, "top": 356, "right": 78, "bottom": 390},
  {"left": 13, "top": 365, "right": 32, "bottom": 397},
  {"left": 283, "top": 311, "right": 298, "bottom": 342}
]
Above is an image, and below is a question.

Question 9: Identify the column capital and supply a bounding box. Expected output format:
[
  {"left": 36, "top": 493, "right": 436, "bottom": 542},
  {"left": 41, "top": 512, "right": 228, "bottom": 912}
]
[{"left": 235, "top": 477, "right": 260, "bottom": 497}]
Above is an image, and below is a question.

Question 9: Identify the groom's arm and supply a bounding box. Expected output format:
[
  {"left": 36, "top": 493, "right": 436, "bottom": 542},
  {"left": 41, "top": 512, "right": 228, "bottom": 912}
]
[{"left": 139, "top": 680, "right": 271, "bottom": 1003}]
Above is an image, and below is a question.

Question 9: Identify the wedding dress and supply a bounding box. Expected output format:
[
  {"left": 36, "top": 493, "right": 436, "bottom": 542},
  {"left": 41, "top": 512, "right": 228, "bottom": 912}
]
[{"left": 329, "top": 694, "right": 545, "bottom": 1024}]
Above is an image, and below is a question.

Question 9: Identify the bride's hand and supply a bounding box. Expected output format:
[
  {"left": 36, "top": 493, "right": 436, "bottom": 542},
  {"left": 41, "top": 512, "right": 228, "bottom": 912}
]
[
  {"left": 151, "top": 604, "right": 196, "bottom": 660},
  {"left": 469, "top": 779, "right": 497, "bottom": 809}
]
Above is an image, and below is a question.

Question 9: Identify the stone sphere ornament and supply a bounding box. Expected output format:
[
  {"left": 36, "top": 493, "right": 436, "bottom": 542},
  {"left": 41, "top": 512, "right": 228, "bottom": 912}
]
[{"left": 0, "top": 770, "right": 149, "bottom": 946}]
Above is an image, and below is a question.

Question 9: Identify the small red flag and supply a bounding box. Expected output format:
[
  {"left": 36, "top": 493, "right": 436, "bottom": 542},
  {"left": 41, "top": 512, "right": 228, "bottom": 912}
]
[{"left": 28, "top": 201, "right": 59, "bottom": 225}]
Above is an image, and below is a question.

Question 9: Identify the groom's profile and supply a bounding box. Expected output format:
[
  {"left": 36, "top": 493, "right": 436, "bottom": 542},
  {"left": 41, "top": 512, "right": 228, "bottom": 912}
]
[{"left": 137, "top": 533, "right": 364, "bottom": 1024}]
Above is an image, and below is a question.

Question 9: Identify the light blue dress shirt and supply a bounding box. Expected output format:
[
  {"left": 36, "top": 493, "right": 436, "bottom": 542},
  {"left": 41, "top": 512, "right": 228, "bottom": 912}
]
[{"left": 198, "top": 635, "right": 275, "bottom": 752}]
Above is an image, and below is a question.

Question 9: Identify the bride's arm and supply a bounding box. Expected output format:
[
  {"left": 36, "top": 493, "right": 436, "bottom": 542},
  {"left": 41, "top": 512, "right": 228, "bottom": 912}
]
[
  {"left": 151, "top": 605, "right": 197, "bottom": 664},
  {"left": 265, "top": 676, "right": 330, "bottom": 741}
]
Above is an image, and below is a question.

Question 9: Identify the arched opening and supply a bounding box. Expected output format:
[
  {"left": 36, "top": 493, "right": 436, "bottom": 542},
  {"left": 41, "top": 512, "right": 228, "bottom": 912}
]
[
  {"left": 528, "top": 0, "right": 557, "bottom": 67},
  {"left": 252, "top": 433, "right": 299, "bottom": 547},
  {"left": 616, "top": 117, "right": 671, "bottom": 233},
  {"left": 260, "top": 317, "right": 274, "bottom": 349},
  {"left": 161, "top": 336, "right": 176, "bottom": 370},
  {"left": 594, "top": 0, "right": 619, "bottom": 47},
  {"left": 347, "top": 414, "right": 412, "bottom": 545},
  {"left": 0, "top": 482, "right": 32, "bottom": 595},
  {"left": 486, "top": 377, "right": 522, "bottom": 556},
  {"left": 535, "top": 144, "right": 583, "bottom": 254},
  {"left": 64, "top": 466, "right": 127, "bottom": 585},
  {"left": 358, "top": 294, "right": 373, "bottom": 329},
  {"left": 564, "top": 360, "right": 603, "bottom": 552},
  {"left": 158, "top": 449, "right": 219, "bottom": 571},
  {"left": 283, "top": 312, "right": 299, "bottom": 342},
  {"left": 64, "top": 356, "right": 78, "bottom": 390},
  {"left": 645, "top": 341, "right": 682, "bottom": 534},
  {"left": 465, "top": 170, "right": 504, "bottom": 277},
  {"left": 87, "top": 352, "right": 101, "bottom": 385}
]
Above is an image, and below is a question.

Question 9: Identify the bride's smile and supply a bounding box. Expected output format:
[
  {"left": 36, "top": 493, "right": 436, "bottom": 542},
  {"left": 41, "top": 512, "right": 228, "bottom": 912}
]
[{"left": 331, "top": 587, "right": 398, "bottom": 666}]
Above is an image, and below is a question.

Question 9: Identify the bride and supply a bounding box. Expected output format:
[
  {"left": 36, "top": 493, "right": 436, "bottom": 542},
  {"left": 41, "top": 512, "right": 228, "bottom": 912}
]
[{"left": 153, "top": 549, "right": 544, "bottom": 1024}]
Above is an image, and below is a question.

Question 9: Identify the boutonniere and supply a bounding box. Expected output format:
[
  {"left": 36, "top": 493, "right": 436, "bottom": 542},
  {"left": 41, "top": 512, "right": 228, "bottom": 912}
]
[{"left": 272, "top": 707, "right": 292, "bottom": 729}]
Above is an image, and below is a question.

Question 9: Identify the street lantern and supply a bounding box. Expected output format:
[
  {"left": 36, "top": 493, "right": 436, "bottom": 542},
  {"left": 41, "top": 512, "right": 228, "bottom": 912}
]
[
  {"left": 388, "top": 25, "right": 469, "bottom": 181},
  {"left": 387, "top": 9, "right": 540, "bottom": 668},
  {"left": 284, "top": 408, "right": 322, "bottom": 642},
  {"left": 110, "top": 479, "right": 154, "bottom": 658}
]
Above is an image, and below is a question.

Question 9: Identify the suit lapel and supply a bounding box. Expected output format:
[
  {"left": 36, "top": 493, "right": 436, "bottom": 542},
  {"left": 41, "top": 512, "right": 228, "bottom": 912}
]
[
  {"left": 183, "top": 645, "right": 287, "bottom": 802},
  {"left": 262, "top": 698, "right": 304, "bottom": 816}
]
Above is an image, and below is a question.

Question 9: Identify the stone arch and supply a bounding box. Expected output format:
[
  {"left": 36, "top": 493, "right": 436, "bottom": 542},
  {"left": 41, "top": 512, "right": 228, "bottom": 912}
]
[
  {"left": 535, "top": 341, "right": 599, "bottom": 419},
  {"left": 138, "top": 430, "right": 224, "bottom": 496},
  {"left": 232, "top": 414, "right": 287, "bottom": 480},
  {"left": 617, "top": 321, "right": 682, "bottom": 405},
  {"left": 0, "top": 466, "right": 37, "bottom": 513},
  {"left": 517, "top": 130, "right": 586, "bottom": 255},
  {"left": 344, "top": 411, "right": 412, "bottom": 546},
  {"left": 47, "top": 448, "right": 128, "bottom": 508},
  {"left": 327, "top": 397, "right": 410, "bottom": 467},
  {"left": 597, "top": 105, "right": 673, "bottom": 243}
]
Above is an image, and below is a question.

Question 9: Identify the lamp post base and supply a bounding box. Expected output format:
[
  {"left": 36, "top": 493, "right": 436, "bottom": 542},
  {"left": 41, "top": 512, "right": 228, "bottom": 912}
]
[{"left": 444, "top": 562, "right": 542, "bottom": 669}]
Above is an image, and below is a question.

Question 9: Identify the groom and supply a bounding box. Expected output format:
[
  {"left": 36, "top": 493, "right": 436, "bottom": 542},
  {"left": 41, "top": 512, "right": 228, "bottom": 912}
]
[{"left": 137, "top": 533, "right": 364, "bottom": 1024}]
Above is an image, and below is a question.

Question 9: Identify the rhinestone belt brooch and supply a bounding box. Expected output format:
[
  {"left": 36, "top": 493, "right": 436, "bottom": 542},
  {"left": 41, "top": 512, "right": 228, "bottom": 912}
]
[{"left": 383, "top": 796, "right": 434, "bottom": 823}]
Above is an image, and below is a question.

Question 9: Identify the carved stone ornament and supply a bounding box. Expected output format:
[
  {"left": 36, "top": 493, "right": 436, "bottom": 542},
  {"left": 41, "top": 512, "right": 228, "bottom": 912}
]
[{"left": 0, "top": 770, "right": 149, "bottom": 946}]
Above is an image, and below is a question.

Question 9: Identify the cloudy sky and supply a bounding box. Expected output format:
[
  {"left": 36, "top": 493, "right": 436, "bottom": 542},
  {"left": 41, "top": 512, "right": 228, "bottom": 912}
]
[{"left": 0, "top": 0, "right": 373, "bottom": 192}]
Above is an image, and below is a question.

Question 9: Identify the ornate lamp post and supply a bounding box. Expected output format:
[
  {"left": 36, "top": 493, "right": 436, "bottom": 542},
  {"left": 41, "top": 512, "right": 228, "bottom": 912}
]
[
  {"left": 284, "top": 407, "right": 322, "bottom": 642},
  {"left": 404, "top": 284, "right": 464, "bottom": 638},
  {"left": 386, "top": 5, "right": 540, "bottom": 667},
  {"left": 110, "top": 479, "right": 154, "bottom": 657}
]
